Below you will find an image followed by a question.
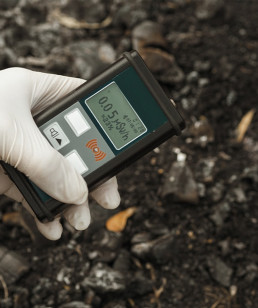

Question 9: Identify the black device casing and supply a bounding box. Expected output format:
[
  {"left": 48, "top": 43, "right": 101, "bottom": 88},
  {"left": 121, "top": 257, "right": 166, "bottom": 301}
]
[{"left": 1, "top": 51, "right": 185, "bottom": 222}]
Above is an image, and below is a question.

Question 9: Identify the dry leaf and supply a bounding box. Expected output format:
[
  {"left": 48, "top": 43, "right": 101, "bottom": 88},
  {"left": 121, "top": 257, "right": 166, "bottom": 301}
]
[
  {"left": 236, "top": 108, "right": 256, "bottom": 143},
  {"left": 51, "top": 9, "right": 112, "bottom": 29},
  {"left": 106, "top": 207, "right": 137, "bottom": 232},
  {"left": 2, "top": 212, "right": 21, "bottom": 225}
]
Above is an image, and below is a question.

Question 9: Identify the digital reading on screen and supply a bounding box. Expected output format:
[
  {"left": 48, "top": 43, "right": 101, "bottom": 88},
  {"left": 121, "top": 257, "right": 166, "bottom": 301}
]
[{"left": 85, "top": 82, "right": 147, "bottom": 150}]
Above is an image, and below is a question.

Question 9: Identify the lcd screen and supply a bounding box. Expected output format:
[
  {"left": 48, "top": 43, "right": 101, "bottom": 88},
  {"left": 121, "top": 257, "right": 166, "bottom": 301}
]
[{"left": 85, "top": 82, "right": 147, "bottom": 150}]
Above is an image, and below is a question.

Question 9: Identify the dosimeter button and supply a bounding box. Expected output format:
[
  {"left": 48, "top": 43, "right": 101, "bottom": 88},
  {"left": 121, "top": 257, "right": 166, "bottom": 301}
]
[{"left": 43, "top": 122, "right": 70, "bottom": 150}]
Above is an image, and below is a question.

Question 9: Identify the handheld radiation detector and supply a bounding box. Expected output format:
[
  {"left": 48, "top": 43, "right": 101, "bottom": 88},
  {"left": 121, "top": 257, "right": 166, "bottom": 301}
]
[{"left": 1, "top": 51, "right": 185, "bottom": 222}]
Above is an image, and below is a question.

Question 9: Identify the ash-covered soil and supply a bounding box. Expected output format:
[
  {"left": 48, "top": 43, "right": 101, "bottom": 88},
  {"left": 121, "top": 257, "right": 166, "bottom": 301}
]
[{"left": 0, "top": 0, "right": 258, "bottom": 307}]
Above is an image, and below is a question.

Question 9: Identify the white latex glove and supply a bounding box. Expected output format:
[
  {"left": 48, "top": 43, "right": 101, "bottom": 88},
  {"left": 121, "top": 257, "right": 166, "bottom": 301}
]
[{"left": 0, "top": 67, "right": 120, "bottom": 240}]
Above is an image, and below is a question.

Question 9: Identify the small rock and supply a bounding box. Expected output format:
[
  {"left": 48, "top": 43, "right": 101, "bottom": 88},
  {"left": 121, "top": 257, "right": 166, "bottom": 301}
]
[
  {"left": 113, "top": 3, "right": 148, "bottom": 29},
  {"left": 131, "top": 230, "right": 176, "bottom": 264},
  {"left": 0, "top": 246, "right": 30, "bottom": 285},
  {"left": 196, "top": 158, "right": 216, "bottom": 183},
  {"left": 62, "top": 0, "right": 107, "bottom": 24},
  {"left": 188, "top": 116, "right": 214, "bottom": 147},
  {"left": 127, "top": 272, "right": 153, "bottom": 296},
  {"left": 186, "top": 71, "right": 199, "bottom": 83},
  {"left": 92, "top": 229, "right": 122, "bottom": 251},
  {"left": 197, "top": 183, "right": 206, "bottom": 198},
  {"left": 87, "top": 250, "right": 117, "bottom": 263},
  {"left": 194, "top": 60, "right": 211, "bottom": 72},
  {"left": 132, "top": 20, "right": 166, "bottom": 51},
  {"left": 180, "top": 85, "right": 191, "bottom": 96},
  {"left": 210, "top": 201, "right": 230, "bottom": 227},
  {"left": 226, "top": 90, "right": 237, "bottom": 106},
  {"left": 233, "top": 242, "right": 246, "bottom": 250},
  {"left": 81, "top": 263, "right": 126, "bottom": 294},
  {"left": 218, "top": 239, "right": 231, "bottom": 256},
  {"left": 207, "top": 256, "right": 233, "bottom": 287},
  {"left": 198, "top": 78, "right": 209, "bottom": 87},
  {"left": 245, "top": 263, "right": 258, "bottom": 283},
  {"left": 196, "top": 0, "right": 224, "bottom": 20},
  {"left": 209, "top": 182, "right": 225, "bottom": 203},
  {"left": 181, "top": 97, "right": 198, "bottom": 111},
  {"left": 113, "top": 250, "right": 131, "bottom": 273},
  {"left": 242, "top": 166, "right": 258, "bottom": 185},
  {"left": 232, "top": 187, "right": 247, "bottom": 203},
  {"left": 131, "top": 232, "right": 152, "bottom": 244},
  {"left": 161, "top": 161, "right": 199, "bottom": 204}
]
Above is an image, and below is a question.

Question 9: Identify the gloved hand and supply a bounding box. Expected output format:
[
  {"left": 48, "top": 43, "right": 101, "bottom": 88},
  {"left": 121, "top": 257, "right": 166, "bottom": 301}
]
[{"left": 0, "top": 67, "right": 120, "bottom": 240}]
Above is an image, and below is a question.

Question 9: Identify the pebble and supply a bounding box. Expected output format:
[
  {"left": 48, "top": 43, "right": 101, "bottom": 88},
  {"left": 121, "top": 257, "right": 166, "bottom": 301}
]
[
  {"left": 209, "top": 201, "right": 230, "bottom": 227},
  {"left": 186, "top": 71, "right": 199, "bottom": 83},
  {"left": 113, "top": 3, "right": 148, "bottom": 28},
  {"left": 245, "top": 263, "right": 258, "bottom": 283},
  {"left": 196, "top": 0, "right": 224, "bottom": 20},
  {"left": 208, "top": 182, "right": 225, "bottom": 203},
  {"left": 91, "top": 229, "right": 122, "bottom": 251},
  {"left": 131, "top": 230, "right": 176, "bottom": 264},
  {"left": 131, "top": 232, "right": 152, "bottom": 244},
  {"left": 232, "top": 187, "right": 247, "bottom": 203},
  {"left": 81, "top": 263, "right": 126, "bottom": 294},
  {"left": 181, "top": 97, "right": 198, "bottom": 111},
  {"left": 61, "top": 0, "right": 107, "bottom": 24},
  {"left": 161, "top": 161, "right": 199, "bottom": 204},
  {"left": 226, "top": 90, "right": 237, "bottom": 106},
  {"left": 198, "top": 78, "right": 209, "bottom": 87},
  {"left": 132, "top": 20, "right": 166, "bottom": 51},
  {"left": 127, "top": 271, "right": 153, "bottom": 296},
  {"left": 0, "top": 245, "right": 30, "bottom": 285},
  {"left": 197, "top": 182, "right": 206, "bottom": 198},
  {"left": 180, "top": 85, "right": 191, "bottom": 96},
  {"left": 194, "top": 60, "right": 211, "bottom": 72},
  {"left": 113, "top": 249, "right": 131, "bottom": 272},
  {"left": 188, "top": 116, "right": 214, "bottom": 147},
  {"left": 218, "top": 239, "right": 231, "bottom": 256},
  {"left": 207, "top": 256, "right": 233, "bottom": 287},
  {"left": 195, "top": 158, "right": 216, "bottom": 183},
  {"left": 242, "top": 166, "right": 258, "bottom": 185}
]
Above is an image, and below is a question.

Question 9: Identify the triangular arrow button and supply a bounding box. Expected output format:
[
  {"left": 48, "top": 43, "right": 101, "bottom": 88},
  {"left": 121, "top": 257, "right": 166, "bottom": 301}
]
[{"left": 56, "top": 138, "right": 62, "bottom": 145}]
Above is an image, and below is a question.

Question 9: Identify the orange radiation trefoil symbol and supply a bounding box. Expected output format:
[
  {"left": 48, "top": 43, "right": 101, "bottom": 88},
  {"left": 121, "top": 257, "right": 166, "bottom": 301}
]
[{"left": 86, "top": 139, "right": 107, "bottom": 161}]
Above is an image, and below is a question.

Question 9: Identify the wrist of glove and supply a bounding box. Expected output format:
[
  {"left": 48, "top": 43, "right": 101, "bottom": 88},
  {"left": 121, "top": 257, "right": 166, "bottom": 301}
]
[{"left": 0, "top": 67, "right": 120, "bottom": 240}]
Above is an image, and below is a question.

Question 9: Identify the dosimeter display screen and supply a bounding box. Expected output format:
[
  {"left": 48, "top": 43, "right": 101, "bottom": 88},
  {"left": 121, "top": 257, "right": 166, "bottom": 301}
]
[{"left": 85, "top": 82, "right": 147, "bottom": 150}]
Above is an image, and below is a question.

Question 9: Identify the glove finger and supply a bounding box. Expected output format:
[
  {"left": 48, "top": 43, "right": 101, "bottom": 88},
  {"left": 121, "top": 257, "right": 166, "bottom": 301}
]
[
  {"left": 34, "top": 216, "right": 63, "bottom": 241},
  {"left": 63, "top": 200, "right": 91, "bottom": 230},
  {"left": 30, "top": 71, "right": 85, "bottom": 115},
  {"left": 90, "top": 177, "right": 120, "bottom": 210},
  {"left": 1, "top": 115, "right": 88, "bottom": 206}
]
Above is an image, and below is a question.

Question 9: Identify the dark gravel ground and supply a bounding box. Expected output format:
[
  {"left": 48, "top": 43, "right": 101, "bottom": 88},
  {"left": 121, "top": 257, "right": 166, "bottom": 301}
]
[{"left": 0, "top": 0, "right": 258, "bottom": 307}]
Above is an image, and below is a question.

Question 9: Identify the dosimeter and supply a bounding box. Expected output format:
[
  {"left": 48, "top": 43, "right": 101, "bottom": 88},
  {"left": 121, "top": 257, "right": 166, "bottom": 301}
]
[{"left": 1, "top": 51, "right": 185, "bottom": 222}]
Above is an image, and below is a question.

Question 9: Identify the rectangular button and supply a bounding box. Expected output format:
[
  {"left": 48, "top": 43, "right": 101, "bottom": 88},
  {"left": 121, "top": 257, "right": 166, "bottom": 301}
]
[
  {"left": 43, "top": 122, "right": 70, "bottom": 150},
  {"left": 65, "top": 150, "right": 88, "bottom": 175},
  {"left": 65, "top": 108, "right": 91, "bottom": 137}
]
